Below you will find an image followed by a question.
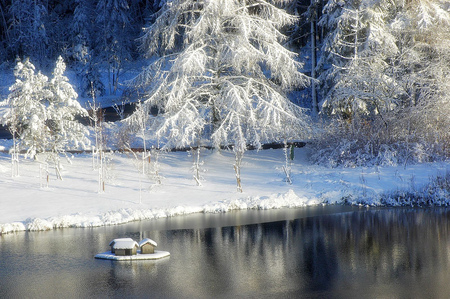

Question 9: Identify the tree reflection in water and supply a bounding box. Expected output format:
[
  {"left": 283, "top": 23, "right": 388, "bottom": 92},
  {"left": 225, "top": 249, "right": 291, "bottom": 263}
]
[
  {"left": 2, "top": 207, "right": 450, "bottom": 298},
  {"left": 137, "top": 208, "right": 450, "bottom": 298}
]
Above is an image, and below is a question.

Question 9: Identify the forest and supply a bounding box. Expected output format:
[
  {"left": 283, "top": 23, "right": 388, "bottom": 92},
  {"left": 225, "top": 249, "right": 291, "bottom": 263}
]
[{"left": 0, "top": 0, "right": 450, "bottom": 169}]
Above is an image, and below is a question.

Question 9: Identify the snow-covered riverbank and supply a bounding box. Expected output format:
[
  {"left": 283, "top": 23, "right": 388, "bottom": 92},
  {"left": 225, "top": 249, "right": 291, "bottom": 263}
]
[{"left": 0, "top": 146, "right": 448, "bottom": 235}]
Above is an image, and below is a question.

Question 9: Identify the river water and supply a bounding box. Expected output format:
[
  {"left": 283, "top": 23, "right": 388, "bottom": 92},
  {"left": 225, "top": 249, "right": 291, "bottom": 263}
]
[{"left": 1, "top": 206, "right": 450, "bottom": 298}]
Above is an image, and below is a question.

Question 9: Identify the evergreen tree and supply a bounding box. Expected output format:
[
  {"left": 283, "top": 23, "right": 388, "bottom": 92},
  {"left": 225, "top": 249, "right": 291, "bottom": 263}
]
[
  {"left": 311, "top": 0, "right": 450, "bottom": 166},
  {"left": 389, "top": 0, "right": 450, "bottom": 109},
  {"left": 47, "top": 56, "right": 90, "bottom": 154},
  {"left": 1, "top": 58, "right": 51, "bottom": 157},
  {"left": 1, "top": 57, "right": 89, "bottom": 159},
  {"left": 318, "top": 0, "right": 400, "bottom": 120},
  {"left": 95, "top": 0, "right": 133, "bottom": 95},
  {"left": 0, "top": 1, "right": 10, "bottom": 61},
  {"left": 8, "top": 0, "right": 49, "bottom": 66},
  {"left": 71, "top": 0, "right": 105, "bottom": 98},
  {"left": 72, "top": 0, "right": 93, "bottom": 47}
]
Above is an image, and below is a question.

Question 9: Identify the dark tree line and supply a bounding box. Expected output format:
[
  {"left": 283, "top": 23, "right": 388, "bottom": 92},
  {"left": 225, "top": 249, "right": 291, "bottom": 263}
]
[
  {"left": 0, "top": 1, "right": 317, "bottom": 96},
  {"left": 0, "top": 1, "right": 315, "bottom": 67}
]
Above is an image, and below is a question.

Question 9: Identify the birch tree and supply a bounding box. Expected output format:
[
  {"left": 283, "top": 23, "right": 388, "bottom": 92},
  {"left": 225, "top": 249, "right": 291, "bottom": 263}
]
[{"left": 131, "top": 0, "right": 311, "bottom": 191}]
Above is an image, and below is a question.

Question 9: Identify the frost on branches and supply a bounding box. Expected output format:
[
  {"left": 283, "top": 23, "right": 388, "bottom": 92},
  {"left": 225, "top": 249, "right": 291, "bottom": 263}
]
[
  {"left": 318, "top": 0, "right": 401, "bottom": 119},
  {"left": 129, "top": 0, "right": 312, "bottom": 190},
  {"left": 312, "top": 0, "right": 450, "bottom": 167},
  {"left": 131, "top": 0, "right": 311, "bottom": 150},
  {"left": 1, "top": 57, "right": 89, "bottom": 163}
]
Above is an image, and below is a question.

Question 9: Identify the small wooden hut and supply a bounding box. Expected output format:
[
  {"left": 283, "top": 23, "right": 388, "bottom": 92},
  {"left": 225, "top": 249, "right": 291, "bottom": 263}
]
[
  {"left": 114, "top": 240, "right": 139, "bottom": 256},
  {"left": 139, "top": 238, "right": 157, "bottom": 254},
  {"left": 109, "top": 238, "right": 134, "bottom": 254}
]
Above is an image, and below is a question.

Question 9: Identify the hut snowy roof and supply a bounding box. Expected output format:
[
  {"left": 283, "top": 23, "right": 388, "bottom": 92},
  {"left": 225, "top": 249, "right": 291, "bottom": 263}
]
[
  {"left": 139, "top": 238, "right": 157, "bottom": 247},
  {"left": 112, "top": 239, "right": 139, "bottom": 250},
  {"left": 109, "top": 238, "right": 134, "bottom": 246}
]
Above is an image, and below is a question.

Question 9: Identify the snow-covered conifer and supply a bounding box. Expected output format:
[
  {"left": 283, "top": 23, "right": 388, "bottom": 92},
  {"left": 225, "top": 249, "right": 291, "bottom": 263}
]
[
  {"left": 95, "top": 0, "right": 133, "bottom": 95},
  {"left": 1, "top": 57, "right": 89, "bottom": 161},
  {"left": 318, "top": 0, "right": 400, "bottom": 120},
  {"left": 311, "top": 0, "right": 450, "bottom": 166},
  {"left": 47, "top": 56, "right": 90, "bottom": 155},
  {"left": 8, "top": 0, "right": 49, "bottom": 66},
  {"left": 1, "top": 58, "right": 52, "bottom": 157},
  {"left": 71, "top": 0, "right": 105, "bottom": 99},
  {"left": 72, "top": 0, "right": 93, "bottom": 46},
  {"left": 389, "top": 0, "right": 450, "bottom": 156}
]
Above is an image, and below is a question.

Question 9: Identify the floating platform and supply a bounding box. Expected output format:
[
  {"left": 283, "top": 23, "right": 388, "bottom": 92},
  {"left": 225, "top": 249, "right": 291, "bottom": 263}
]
[{"left": 95, "top": 250, "right": 170, "bottom": 261}]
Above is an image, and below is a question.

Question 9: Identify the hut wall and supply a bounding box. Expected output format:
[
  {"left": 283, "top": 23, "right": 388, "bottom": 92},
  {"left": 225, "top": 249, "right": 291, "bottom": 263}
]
[
  {"left": 115, "top": 247, "right": 137, "bottom": 256},
  {"left": 141, "top": 244, "right": 155, "bottom": 254}
]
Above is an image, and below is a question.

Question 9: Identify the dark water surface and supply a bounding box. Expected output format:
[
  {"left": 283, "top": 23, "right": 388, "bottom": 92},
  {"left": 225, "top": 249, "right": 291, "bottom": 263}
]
[{"left": 2, "top": 206, "right": 450, "bottom": 298}]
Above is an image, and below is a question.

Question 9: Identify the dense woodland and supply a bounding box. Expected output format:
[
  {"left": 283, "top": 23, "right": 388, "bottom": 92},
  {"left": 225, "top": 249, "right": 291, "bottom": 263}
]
[{"left": 1, "top": 0, "right": 450, "bottom": 168}]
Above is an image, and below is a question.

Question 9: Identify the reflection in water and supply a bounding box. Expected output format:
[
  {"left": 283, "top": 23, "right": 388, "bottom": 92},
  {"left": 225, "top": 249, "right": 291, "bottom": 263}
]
[{"left": 2, "top": 207, "right": 450, "bottom": 298}]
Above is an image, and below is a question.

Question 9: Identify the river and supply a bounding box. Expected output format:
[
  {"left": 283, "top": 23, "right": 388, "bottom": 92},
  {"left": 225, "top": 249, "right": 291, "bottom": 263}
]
[{"left": 1, "top": 206, "right": 450, "bottom": 298}]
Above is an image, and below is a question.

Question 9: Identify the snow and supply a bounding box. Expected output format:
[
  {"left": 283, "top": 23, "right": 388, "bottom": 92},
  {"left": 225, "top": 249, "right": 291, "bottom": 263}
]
[
  {"left": 112, "top": 239, "right": 139, "bottom": 250},
  {"left": 139, "top": 238, "right": 157, "bottom": 247},
  {"left": 134, "top": 0, "right": 310, "bottom": 152},
  {"left": 95, "top": 250, "right": 170, "bottom": 261},
  {"left": 109, "top": 238, "right": 134, "bottom": 246},
  {"left": 0, "top": 145, "right": 448, "bottom": 235}
]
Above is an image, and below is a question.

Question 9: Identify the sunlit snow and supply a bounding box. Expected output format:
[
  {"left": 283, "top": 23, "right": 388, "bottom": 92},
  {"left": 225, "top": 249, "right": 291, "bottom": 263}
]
[{"left": 0, "top": 146, "right": 447, "bottom": 235}]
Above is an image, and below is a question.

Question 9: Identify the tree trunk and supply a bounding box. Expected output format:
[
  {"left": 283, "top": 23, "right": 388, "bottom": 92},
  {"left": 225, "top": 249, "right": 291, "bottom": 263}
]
[
  {"left": 311, "top": 0, "right": 318, "bottom": 116},
  {"left": 234, "top": 149, "right": 243, "bottom": 193}
]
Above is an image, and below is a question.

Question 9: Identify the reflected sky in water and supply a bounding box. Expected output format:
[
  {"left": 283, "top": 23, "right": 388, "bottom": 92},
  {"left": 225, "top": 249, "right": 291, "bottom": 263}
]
[{"left": 1, "top": 206, "right": 450, "bottom": 298}]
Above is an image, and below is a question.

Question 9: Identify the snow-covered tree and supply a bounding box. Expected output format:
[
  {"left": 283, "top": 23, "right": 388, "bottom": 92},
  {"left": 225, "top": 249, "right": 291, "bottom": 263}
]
[
  {"left": 47, "top": 56, "right": 90, "bottom": 155},
  {"left": 284, "top": 0, "right": 322, "bottom": 115},
  {"left": 308, "top": 0, "right": 320, "bottom": 117},
  {"left": 95, "top": 0, "right": 133, "bottom": 95},
  {"left": 75, "top": 50, "right": 106, "bottom": 99},
  {"left": 388, "top": 0, "right": 450, "bottom": 156},
  {"left": 70, "top": 0, "right": 104, "bottom": 99},
  {"left": 311, "top": 0, "right": 450, "bottom": 166},
  {"left": 7, "top": 0, "right": 49, "bottom": 66},
  {"left": 72, "top": 0, "right": 93, "bottom": 47},
  {"left": 389, "top": 0, "right": 450, "bottom": 108},
  {"left": 0, "top": 1, "right": 9, "bottom": 61},
  {"left": 1, "top": 58, "right": 52, "bottom": 158},
  {"left": 131, "top": 0, "right": 311, "bottom": 190},
  {"left": 1, "top": 57, "right": 89, "bottom": 163},
  {"left": 318, "top": 0, "right": 400, "bottom": 121}
]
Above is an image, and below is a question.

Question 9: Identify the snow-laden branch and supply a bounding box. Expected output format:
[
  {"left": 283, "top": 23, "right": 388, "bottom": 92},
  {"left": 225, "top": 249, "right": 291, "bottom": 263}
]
[{"left": 128, "top": 0, "right": 311, "bottom": 152}]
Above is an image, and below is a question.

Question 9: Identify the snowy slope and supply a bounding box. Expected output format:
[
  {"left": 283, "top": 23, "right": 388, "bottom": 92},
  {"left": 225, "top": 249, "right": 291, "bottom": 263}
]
[{"left": 0, "top": 146, "right": 447, "bottom": 234}]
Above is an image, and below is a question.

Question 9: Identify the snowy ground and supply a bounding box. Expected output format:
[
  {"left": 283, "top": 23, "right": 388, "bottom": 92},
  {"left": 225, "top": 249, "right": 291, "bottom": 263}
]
[{"left": 1, "top": 145, "right": 448, "bottom": 235}]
